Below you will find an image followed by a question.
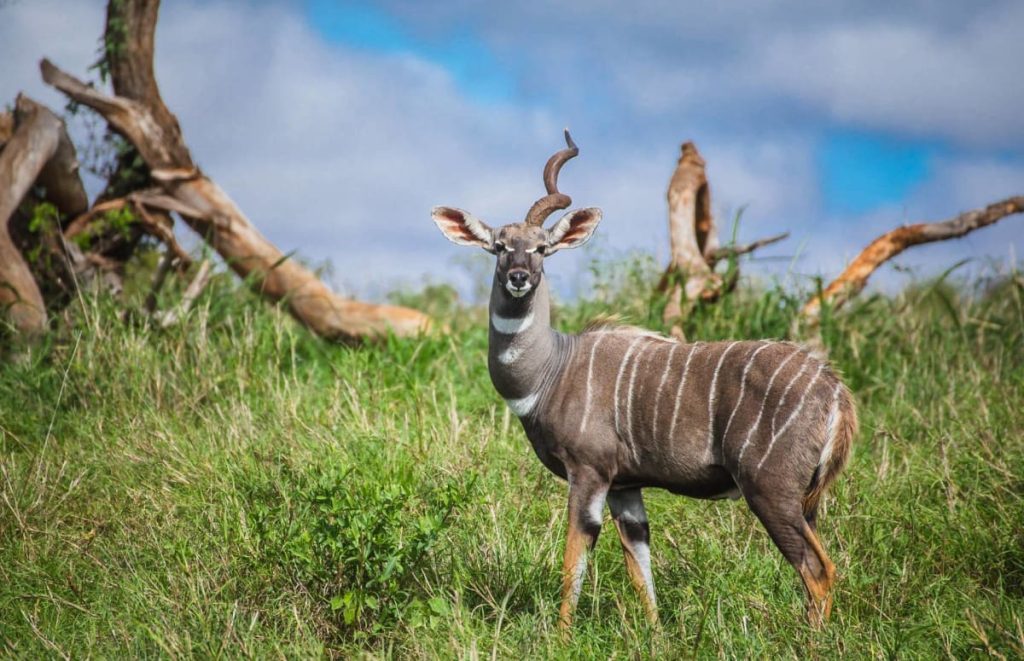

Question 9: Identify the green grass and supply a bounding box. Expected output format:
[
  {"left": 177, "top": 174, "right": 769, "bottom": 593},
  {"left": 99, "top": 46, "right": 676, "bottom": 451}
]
[{"left": 1, "top": 260, "right": 1023, "bottom": 658}]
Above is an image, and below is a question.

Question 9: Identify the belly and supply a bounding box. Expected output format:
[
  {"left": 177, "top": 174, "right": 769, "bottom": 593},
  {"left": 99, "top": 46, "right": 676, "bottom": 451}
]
[{"left": 613, "top": 463, "right": 740, "bottom": 500}]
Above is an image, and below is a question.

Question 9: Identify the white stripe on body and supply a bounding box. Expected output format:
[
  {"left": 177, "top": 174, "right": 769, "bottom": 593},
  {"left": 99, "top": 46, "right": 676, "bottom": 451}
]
[
  {"left": 736, "top": 347, "right": 803, "bottom": 463},
  {"left": 770, "top": 354, "right": 812, "bottom": 438},
  {"left": 667, "top": 344, "right": 701, "bottom": 443},
  {"left": 819, "top": 383, "right": 844, "bottom": 469},
  {"left": 706, "top": 342, "right": 741, "bottom": 459},
  {"left": 505, "top": 392, "right": 539, "bottom": 417},
  {"left": 623, "top": 342, "right": 653, "bottom": 462},
  {"left": 651, "top": 343, "right": 679, "bottom": 441},
  {"left": 579, "top": 333, "right": 608, "bottom": 433},
  {"left": 491, "top": 310, "right": 534, "bottom": 334},
  {"left": 614, "top": 336, "right": 647, "bottom": 439},
  {"left": 756, "top": 364, "right": 826, "bottom": 472},
  {"left": 721, "top": 342, "right": 773, "bottom": 443}
]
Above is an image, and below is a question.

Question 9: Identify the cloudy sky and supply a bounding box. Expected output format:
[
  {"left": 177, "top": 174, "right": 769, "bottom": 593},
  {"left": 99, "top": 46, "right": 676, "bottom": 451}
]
[{"left": 2, "top": 0, "right": 1022, "bottom": 300}]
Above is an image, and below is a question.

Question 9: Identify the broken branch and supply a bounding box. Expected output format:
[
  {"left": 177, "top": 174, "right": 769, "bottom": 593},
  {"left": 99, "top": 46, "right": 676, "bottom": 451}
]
[
  {"left": 41, "top": 43, "right": 431, "bottom": 342},
  {"left": 0, "top": 95, "right": 64, "bottom": 335},
  {"left": 801, "top": 196, "right": 1024, "bottom": 322},
  {"left": 710, "top": 232, "right": 790, "bottom": 263}
]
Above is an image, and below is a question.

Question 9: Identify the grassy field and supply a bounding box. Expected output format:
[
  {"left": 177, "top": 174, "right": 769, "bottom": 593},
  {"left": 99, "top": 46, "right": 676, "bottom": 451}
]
[{"left": 1, "top": 258, "right": 1023, "bottom": 658}]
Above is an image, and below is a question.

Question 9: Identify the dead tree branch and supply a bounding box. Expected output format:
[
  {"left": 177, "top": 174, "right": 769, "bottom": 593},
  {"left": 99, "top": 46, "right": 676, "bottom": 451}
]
[
  {"left": 800, "top": 196, "right": 1024, "bottom": 325},
  {"left": 64, "top": 192, "right": 193, "bottom": 267},
  {"left": 38, "top": 0, "right": 430, "bottom": 342},
  {"left": 659, "top": 141, "right": 788, "bottom": 337},
  {"left": 662, "top": 142, "right": 718, "bottom": 307},
  {"left": 0, "top": 96, "right": 65, "bottom": 335},
  {"left": 710, "top": 232, "right": 790, "bottom": 262}
]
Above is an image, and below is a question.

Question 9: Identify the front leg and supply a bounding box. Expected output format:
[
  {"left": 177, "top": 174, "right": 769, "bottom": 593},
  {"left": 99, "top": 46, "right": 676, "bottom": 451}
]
[
  {"left": 608, "top": 488, "right": 658, "bottom": 624},
  {"left": 559, "top": 469, "right": 609, "bottom": 632}
]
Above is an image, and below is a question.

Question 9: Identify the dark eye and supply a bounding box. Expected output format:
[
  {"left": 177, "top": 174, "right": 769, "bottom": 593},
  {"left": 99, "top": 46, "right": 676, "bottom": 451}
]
[
  {"left": 493, "top": 242, "right": 506, "bottom": 253},
  {"left": 536, "top": 245, "right": 546, "bottom": 255}
]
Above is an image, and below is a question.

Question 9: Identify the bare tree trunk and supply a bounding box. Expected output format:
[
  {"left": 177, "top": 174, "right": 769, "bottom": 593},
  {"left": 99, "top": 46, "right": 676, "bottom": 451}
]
[
  {"left": 40, "top": 0, "right": 430, "bottom": 342},
  {"left": 0, "top": 112, "right": 13, "bottom": 146},
  {"left": 659, "top": 141, "right": 787, "bottom": 337},
  {"left": 799, "top": 196, "right": 1024, "bottom": 329},
  {"left": 0, "top": 96, "right": 68, "bottom": 335},
  {"left": 662, "top": 142, "right": 719, "bottom": 324}
]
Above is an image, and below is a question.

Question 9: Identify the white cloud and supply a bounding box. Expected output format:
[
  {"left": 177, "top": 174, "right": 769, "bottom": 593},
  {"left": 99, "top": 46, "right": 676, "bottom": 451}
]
[
  {"left": 755, "top": 3, "right": 1024, "bottom": 147},
  {"left": 1, "top": 0, "right": 1019, "bottom": 302}
]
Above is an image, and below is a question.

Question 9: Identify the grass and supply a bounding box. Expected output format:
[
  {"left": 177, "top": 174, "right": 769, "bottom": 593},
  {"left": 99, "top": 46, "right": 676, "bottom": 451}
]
[{"left": 1, "top": 256, "right": 1023, "bottom": 658}]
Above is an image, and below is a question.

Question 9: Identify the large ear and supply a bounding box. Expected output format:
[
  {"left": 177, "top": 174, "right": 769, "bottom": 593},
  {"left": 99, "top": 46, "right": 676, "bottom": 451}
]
[
  {"left": 432, "top": 206, "right": 495, "bottom": 251},
  {"left": 546, "top": 208, "right": 602, "bottom": 254}
]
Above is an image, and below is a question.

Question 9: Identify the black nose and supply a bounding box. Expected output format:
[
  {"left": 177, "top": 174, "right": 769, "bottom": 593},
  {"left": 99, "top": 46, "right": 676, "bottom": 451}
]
[{"left": 508, "top": 270, "right": 529, "bottom": 287}]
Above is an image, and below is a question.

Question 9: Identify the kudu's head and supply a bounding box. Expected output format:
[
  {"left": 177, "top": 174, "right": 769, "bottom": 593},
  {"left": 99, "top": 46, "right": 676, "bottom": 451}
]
[{"left": 432, "top": 130, "right": 602, "bottom": 299}]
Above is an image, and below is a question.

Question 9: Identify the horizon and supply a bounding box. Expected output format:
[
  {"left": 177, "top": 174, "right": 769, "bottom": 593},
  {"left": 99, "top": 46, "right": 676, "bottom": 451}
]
[{"left": 1, "top": 0, "right": 1021, "bottom": 301}]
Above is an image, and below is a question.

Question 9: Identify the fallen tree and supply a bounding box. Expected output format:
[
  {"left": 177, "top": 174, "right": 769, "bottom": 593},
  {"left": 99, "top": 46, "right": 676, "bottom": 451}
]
[
  {"left": 0, "top": 95, "right": 88, "bottom": 335},
  {"left": 2, "top": 0, "right": 431, "bottom": 343},
  {"left": 798, "top": 196, "right": 1024, "bottom": 331}
]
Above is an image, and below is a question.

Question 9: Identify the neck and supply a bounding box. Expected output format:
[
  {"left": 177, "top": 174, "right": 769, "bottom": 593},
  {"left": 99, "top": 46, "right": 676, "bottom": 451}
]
[{"left": 487, "top": 274, "right": 567, "bottom": 409}]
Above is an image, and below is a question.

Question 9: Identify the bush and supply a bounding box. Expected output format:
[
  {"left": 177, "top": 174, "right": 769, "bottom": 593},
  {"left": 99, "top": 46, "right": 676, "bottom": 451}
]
[{"left": 245, "top": 462, "right": 474, "bottom": 639}]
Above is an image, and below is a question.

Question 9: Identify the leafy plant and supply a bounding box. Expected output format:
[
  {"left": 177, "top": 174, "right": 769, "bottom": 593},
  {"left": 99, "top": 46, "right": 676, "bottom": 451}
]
[{"left": 245, "top": 463, "right": 474, "bottom": 640}]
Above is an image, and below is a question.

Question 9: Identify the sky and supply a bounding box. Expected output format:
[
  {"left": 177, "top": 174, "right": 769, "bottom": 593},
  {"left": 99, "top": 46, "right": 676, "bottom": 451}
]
[{"left": 1, "top": 0, "right": 1022, "bottom": 301}]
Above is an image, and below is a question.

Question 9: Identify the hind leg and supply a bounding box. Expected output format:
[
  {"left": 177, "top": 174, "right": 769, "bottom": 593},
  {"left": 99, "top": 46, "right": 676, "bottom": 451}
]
[
  {"left": 744, "top": 490, "right": 836, "bottom": 627},
  {"left": 800, "top": 519, "right": 836, "bottom": 622}
]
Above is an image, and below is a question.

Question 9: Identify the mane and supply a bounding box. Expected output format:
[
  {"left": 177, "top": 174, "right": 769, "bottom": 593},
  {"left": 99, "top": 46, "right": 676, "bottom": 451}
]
[{"left": 580, "top": 314, "right": 677, "bottom": 343}]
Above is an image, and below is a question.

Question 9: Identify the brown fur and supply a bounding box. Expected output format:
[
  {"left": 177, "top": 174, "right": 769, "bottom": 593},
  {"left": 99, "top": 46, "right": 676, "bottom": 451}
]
[{"left": 803, "top": 384, "right": 858, "bottom": 522}]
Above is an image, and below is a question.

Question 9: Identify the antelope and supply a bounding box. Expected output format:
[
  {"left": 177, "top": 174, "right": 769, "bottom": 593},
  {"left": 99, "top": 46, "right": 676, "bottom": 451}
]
[{"left": 431, "top": 131, "right": 857, "bottom": 631}]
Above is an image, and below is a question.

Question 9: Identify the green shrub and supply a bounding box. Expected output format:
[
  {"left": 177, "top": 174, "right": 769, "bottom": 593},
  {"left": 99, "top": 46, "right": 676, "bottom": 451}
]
[{"left": 244, "top": 462, "right": 474, "bottom": 640}]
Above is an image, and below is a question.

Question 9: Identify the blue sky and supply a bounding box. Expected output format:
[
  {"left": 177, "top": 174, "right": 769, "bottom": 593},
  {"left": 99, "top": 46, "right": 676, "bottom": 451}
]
[
  {"left": 304, "top": 0, "right": 954, "bottom": 215},
  {"left": 1, "top": 0, "right": 1022, "bottom": 299}
]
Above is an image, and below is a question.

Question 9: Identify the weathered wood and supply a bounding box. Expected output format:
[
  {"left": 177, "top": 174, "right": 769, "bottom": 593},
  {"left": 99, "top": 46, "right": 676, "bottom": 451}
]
[
  {"left": 64, "top": 192, "right": 193, "bottom": 267},
  {"left": 18, "top": 98, "right": 89, "bottom": 219},
  {"left": 0, "top": 96, "right": 63, "bottom": 335},
  {"left": 659, "top": 141, "right": 788, "bottom": 337},
  {"left": 800, "top": 196, "right": 1024, "bottom": 323},
  {"left": 39, "top": 0, "right": 431, "bottom": 342},
  {"left": 664, "top": 142, "right": 719, "bottom": 312},
  {"left": 710, "top": 231, "right": 789, "bottom": 262},
  {"left": 0, "top": 111, "right": 13, "bottom": 147}
]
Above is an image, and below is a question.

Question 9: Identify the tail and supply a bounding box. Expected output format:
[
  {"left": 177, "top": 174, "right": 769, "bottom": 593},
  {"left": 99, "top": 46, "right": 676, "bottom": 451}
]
[{"left": 803, "top": 383, "right": 857, "bottom": 524}]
